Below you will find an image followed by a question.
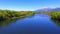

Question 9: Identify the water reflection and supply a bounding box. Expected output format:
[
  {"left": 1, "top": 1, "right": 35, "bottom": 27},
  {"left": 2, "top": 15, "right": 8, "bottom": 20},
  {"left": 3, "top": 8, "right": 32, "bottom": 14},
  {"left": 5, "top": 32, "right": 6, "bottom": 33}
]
[
  {"left": 0, "top": 19, "right": 16, "bottom": 28},
  {"left": 52, "top": 20, "right": 60, "bottom": 27},
  {"left": 0, "top": 15, "right": 34, "bottom": 28},
  {"left": 0, "top": 14, "right": 60, "bottom": 34}
]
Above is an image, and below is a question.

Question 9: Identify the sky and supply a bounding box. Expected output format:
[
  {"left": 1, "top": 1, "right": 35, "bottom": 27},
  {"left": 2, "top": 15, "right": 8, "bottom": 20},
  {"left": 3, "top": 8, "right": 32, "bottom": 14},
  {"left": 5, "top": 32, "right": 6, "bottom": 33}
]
[{"left": 0, "top": 0, "right": 60, "bottom": 11}]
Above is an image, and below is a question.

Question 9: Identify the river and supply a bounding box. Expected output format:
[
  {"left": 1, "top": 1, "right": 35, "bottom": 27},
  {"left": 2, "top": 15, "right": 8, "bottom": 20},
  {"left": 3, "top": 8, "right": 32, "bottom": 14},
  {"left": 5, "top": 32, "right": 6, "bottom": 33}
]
[{"left": 0, "top": 14, "right": 60, "bottom": 34}]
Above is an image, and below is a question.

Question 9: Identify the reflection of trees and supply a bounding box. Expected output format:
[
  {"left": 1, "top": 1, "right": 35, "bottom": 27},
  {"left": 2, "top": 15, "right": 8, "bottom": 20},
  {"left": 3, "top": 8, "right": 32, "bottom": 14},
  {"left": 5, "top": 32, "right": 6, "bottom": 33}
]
[
  {"left": 0, "top": 15, "right": 34, "bottom": 28},
  {"left": 0, "top": 19, "right": 19, "bottom": 28},
  {"left": 0, "top": 10, "right": 35, "bottom": 29},
  {"left": 52, "top": 19, "right": 60, "bottom": 26}
]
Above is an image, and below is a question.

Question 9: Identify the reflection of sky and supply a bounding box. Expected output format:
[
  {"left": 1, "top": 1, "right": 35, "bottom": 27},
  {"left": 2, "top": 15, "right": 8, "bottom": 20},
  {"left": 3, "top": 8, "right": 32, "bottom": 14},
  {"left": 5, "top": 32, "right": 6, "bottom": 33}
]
[{"left": 0, "top": 14, "right": 60, "bottom": 34}]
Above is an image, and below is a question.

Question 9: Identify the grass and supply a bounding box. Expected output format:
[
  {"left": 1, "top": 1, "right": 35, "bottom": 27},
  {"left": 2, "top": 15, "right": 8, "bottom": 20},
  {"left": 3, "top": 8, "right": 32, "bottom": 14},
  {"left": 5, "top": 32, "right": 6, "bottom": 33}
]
[
  {"left": 0, "top": 10, "right": 35, "bottom": 21},
  {"left": 0, "top": 10, "right": 60, "bottom": 26},
  {"left": 0, "top": 9, "right": 60, "bottom": 24},
  {"left": 40, "top": 12, "right": 60, "bottom": 20},
  {"left": 49, "top": 12, "right": 60, "bottom": 20},
  {"left": 41, "top": 12, "right": 60, "bottom": 26}
]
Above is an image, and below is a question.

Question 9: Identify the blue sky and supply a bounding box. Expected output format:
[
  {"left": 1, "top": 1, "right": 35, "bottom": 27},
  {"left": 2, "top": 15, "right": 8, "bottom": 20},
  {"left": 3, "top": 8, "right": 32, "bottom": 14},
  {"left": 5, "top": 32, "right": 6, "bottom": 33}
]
[{"left": 0, "top": 0, "right": 60, "bottom": 11}]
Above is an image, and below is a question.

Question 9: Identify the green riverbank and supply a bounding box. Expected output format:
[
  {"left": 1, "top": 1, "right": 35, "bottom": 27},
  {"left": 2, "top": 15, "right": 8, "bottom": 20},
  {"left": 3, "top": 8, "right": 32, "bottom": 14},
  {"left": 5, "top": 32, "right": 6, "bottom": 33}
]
[
  {"left": 0, "top": 10, "right": 60, "bottom": 23},
  {"left": 0, "top": 10, "right": 35, "bottom": 21}
]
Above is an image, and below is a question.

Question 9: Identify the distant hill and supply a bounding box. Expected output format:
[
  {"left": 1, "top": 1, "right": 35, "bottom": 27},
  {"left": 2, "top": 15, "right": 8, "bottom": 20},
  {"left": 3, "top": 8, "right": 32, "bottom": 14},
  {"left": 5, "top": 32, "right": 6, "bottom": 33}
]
[{"left": 35, "top": 8, "right": 60, "bottom": 12}]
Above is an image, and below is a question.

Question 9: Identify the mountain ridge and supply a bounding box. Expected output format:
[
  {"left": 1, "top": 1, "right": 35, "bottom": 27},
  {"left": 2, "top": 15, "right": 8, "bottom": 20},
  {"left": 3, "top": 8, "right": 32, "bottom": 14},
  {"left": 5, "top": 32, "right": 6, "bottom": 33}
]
[{"left": 36, "top": 7, "right": 60, "bottom": 12}]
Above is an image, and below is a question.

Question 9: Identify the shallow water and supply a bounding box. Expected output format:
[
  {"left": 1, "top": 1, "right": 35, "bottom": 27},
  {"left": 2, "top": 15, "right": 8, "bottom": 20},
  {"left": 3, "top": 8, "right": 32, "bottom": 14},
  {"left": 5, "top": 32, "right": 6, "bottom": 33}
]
[{"left": 0, "top": 14, "right": 60, "bottom": 34}]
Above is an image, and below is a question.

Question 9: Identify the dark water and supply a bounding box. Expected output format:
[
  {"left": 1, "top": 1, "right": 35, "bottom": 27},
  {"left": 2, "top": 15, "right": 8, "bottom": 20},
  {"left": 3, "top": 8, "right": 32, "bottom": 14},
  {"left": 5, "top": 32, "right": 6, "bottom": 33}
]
[{"left": 0, "top": 14, "right": 60, "bottom": 34}]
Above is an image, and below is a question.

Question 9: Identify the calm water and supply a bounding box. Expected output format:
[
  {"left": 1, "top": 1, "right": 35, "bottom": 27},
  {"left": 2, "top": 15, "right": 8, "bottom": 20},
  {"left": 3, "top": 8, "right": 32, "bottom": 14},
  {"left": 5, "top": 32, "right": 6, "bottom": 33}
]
[{"left": 0, "top": 14, "right": 60, "bottom": 34}]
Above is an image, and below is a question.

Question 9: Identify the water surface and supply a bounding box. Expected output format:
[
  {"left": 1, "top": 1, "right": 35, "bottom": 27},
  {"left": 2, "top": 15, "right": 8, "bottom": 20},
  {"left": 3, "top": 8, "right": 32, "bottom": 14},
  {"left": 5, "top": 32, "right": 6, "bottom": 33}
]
[{"left": 0, "top": 14, "right": 60, "bottom": 34}]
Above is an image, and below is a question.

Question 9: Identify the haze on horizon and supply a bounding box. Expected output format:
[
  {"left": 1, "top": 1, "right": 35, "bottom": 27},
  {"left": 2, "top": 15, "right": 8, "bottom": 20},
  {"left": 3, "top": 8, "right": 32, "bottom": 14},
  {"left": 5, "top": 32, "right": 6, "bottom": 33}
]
[{"left": 0, "top": 0, "right": 60, "bottom": 11}]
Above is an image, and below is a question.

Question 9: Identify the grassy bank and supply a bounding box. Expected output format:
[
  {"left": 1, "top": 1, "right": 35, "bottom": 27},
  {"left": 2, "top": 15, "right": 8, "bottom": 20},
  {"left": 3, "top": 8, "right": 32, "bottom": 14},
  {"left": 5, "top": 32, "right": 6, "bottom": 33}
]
[
  {"left": 0, "top": 10, "right": 35, "bottom": 21},
  {"left": 40, "top": 12, "right": 60, "bottom": 20},
  {"left": 39, "top": 12, "right": 60, "bottom": 26},
  {"left": 49, "top": 12, "right": 60, "bottom": 20},
  {"left": 49, "top": 12, "right": 60, "bottom": 25}
]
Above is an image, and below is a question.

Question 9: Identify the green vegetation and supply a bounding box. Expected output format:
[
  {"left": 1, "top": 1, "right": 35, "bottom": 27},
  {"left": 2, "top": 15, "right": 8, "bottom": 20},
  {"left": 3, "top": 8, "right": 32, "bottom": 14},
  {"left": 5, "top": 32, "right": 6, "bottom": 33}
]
[
  {"left": 41, "top": 12, "right": 60, "bottom": 26},
  {"left": 49, "top": 12, "right": 60, "bottom": 25},
  {"left": 0, "top": 10, "right": 35, "bottom": 21},
  {"left": 38, "top": 12, "right": 60, "bottom": 26},
  {"left": 0, "top": 9, "right": 60, "bottom": 26},
  {"left": 49, "top": 12, "right": 60, "bottom": 20},
  {"left": 40, "top": 12, "right": 60, "bottom": 20}
]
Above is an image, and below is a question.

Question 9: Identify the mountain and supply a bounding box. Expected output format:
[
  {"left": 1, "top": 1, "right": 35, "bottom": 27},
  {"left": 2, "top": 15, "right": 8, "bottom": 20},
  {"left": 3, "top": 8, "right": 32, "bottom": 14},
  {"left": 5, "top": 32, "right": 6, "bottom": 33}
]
[
  {"left": 36, "top": 8, "right": 60, "bottom": 12},
  {"left": 52, "top": 8, "right": 60, "bottom": 11}
]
